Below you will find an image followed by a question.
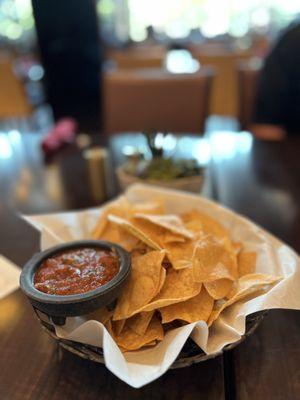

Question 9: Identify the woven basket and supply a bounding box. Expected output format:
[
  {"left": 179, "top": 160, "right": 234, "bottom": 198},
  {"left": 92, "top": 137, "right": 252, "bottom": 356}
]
[{"left": 38, "top": 312, "right": 266, "bottom": 369}]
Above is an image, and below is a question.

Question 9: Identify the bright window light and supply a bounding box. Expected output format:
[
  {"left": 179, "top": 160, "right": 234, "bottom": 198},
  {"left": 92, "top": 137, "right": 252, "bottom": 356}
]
[
  {"left": 0, "top": 135, "right": 13, "bottom": 159},
  {"left": 124, "top": 0, "right": 300, "bottom": 41}
]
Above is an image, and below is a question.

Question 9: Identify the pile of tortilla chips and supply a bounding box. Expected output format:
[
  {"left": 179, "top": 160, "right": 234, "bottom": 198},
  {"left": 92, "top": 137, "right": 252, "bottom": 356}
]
[{"left": 92, "top": 197, "right": 282, "bottom": 352}]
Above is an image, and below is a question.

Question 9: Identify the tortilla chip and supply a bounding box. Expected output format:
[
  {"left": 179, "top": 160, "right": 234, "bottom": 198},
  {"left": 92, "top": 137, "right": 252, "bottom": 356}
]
[
  {"left": 134, "top": 214, "right": 194, "bottom": 240},
  {"left": 112, "top": 319, "right": 126, "bottom": 336},
  {"left": 109, "top": 212, "right": 189, "bottom": 250},
  {"left": 207, "top": 273, "right": 283, "bottom": 326},
  {"left": 233, "top": 242, "right": 243, "bottom": 255},
  {"left": 193, "top": 235, "right": 237, "bottom": 283},
  {"left": 113, "top": 250, "right": 165, "bottom": 320},
  {"left": 92, "top": 209, "right": 109, "bottom": 239},
  {"left": 92, "top": 197, "right": 130, "bottom": 238},
  {"left": 229, "top": 273, "right": 282, "bottom": 298},
  {"left": 157, "top": 266, "right": 166, "bottom": 295},
  {"left": 134, "top": 267, "right": 202, "bottom": 313},
  {"left": 165, "top": 239, "right": 198, "bottom": 270},
  {"left": 130, "top": 242, "right": 150, "bottom": 258},
  {"left": 115, "top": 316, "right": 164, "bottom": 351},
  {"left": 196, "top": 213, "right": 230, "bottom": 241},
  {"left": 132, "top": 219, "right": 190, "bottom": 248},
  {"left": 159, "top": 287, "right": 214, "bottom": 324},
  {"left": 181, "top": 210, "right": 203, "bottom": 234},
  {"left": 94, "top": 215, "right": 120, "bottom": 242},
  {"left": 130, "top": 200, "right": 165, "bottom": 216},
  {"left": 238, "top": 251, "right": 257, "bottom": 277},
  {"left": 88, "top": 306, "right": 112, "bottom": 324},
  {"left": 92, "top": 199, "right": 141, "bottom": 251},
  {"left": 92, "top": 198, "right": 164, "bottom": 239},
  {"left": 117, "top": 229, "right": 141, "bottom": 252},
  {"left": 96, "top": 221, "right": 140, "bottom": 252},
  {"left": 108, "top": 214, "right": 162, "bottom": 250},
  {"left": 182, "top": 210, "right": 228, "bottom": 238},
  {"left": 127, "top": 311, "right": 155, "bottom": 336},
  {"left": 104, "top": 318, "right": 114, "bottom": 337},
  {"left": 183, "top": 210, "right": 235, "bottom": 253},
  {"left": 143, "top": 341, "right": 157, "bottom": 347},
  {"left": 204, "top": 279, "right": 234, "bottom": 300},
  {"left": 162, "top": 233, "right": 186, "bottom": 244}
]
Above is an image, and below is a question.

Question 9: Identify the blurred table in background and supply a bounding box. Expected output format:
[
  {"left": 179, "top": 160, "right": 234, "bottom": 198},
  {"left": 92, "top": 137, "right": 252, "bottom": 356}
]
[{"left": 0, "top": 128, "right": 299, "bottom": 399}]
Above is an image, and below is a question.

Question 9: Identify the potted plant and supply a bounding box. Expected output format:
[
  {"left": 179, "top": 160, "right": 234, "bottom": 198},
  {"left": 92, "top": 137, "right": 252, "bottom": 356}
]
[{"left": 116, "top": 132, "right": 205, "bottom": 193}]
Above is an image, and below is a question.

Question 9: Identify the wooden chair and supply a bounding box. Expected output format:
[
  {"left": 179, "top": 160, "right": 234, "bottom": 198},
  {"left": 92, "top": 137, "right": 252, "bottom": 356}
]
[
  {"left": 236, "top": 58, "right": 262, "bottom": 130},
  {"left": 190, "top": 46, "right": 253, "bottom": 116},
  {"left": 103, "top": 67, "right": 215, "bottom": 134},
  {"left": 107, "top": 46, "right": 166, "bottom": 70},
  {"left": 0, "top": 54, "right": 31, "bottom": 119}
]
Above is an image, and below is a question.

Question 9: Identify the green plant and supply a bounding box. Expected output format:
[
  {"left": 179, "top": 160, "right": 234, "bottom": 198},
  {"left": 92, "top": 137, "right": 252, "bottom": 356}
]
[
  {"left": 144, "top": 131, "right": 165, "bottom": 158},
  {"left": 123, "top": 131, "right": 203, "bottom": 181}
]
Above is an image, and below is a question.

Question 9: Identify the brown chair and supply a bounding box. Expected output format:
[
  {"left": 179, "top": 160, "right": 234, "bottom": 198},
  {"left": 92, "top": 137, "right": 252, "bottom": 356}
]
[
  {"left": 0, "top": 54, "right": 31, "bottom": 118},
  {"left": 103, "top": 67, "right": 215, "bottom": 134},
  {"left": 190, "top": 45, "right": 253, "bottom": 116},
  {"left": 236, "top": 58, "right": 262, "bottom": 130},
  {"left": 107, "top": 46, "right": 166, "bottom": 70}
]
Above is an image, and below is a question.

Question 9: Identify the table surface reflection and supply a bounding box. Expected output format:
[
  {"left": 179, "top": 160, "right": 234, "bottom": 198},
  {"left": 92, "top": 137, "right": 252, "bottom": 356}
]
[{"left": 0, "top": 130, "right": 300, "bottom": 400}]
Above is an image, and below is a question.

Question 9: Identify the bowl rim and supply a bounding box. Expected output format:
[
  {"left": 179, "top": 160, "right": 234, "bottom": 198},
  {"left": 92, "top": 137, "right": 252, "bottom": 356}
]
[{"left": 20, "top": 240, "right": 131, "bottom": 305}]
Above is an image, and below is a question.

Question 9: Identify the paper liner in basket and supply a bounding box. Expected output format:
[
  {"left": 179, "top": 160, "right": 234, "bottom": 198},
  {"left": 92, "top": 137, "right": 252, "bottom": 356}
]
[{"left": 24, "top": 184, "right": 300, "bottom": 388}]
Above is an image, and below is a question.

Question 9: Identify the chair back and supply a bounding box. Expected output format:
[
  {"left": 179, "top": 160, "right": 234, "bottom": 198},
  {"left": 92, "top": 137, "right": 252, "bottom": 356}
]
[
  {"left": 103, "top": 67, "right": 214, "bottom": 134},
  {"left": 107, "top": 46, "right": 165, "bottom": 69},
  {"left": 236, "top": 58, "right": 262, "bottom": 130},
  {"left": 191, "top": 46, "right": 253, "bottom": 116},
  {"left": 0, "top": 54, "right": 31, "bottom": 118}
]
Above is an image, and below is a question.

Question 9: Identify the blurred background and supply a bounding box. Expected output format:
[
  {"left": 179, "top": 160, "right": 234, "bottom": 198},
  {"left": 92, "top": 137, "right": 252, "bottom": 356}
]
[
  {"left": 1, "top": 0, "right": 300, "bottom": 214},
  {"left": 1, "top": 0, "right": 300, "bottom": 133}
]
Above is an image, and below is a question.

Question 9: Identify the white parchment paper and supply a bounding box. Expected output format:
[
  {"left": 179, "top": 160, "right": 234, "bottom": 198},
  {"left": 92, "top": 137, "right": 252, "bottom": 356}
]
[
  {"left": 24, "top": 184, "right": 300, "bottom": 388},
  {"left": 0, "top": 255, "right": 21, "bottom": 299}
]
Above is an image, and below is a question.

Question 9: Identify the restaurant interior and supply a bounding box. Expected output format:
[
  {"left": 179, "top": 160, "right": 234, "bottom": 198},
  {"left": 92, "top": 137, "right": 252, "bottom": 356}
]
[{"left": 0, "top": 1, "right": 300, "bottom": 399}]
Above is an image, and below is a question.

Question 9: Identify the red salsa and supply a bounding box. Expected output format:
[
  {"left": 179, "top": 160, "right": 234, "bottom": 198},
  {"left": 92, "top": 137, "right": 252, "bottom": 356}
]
[{"left": 34, "top": 247, "right": 120, "bottom": 295}]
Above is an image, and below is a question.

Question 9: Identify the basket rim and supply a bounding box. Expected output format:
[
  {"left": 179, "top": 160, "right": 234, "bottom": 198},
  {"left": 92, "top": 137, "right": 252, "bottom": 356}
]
[{"left": 39, "top": 311, "right": 267, "bottom": 369}]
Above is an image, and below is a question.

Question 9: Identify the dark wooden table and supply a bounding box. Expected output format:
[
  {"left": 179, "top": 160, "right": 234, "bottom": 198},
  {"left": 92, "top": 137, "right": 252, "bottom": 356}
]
[{"left": 0, "top": 130, "right": 299, "bottom": 399}]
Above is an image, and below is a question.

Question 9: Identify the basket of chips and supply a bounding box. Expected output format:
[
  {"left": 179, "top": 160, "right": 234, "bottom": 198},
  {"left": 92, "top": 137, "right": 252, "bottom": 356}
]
[{"left": 23, "top": 184, "right": 300, "bottom": 388}]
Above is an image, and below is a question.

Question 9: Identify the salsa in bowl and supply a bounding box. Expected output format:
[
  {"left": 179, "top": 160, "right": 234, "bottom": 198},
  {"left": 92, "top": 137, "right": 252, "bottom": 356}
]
[{"left": 20, "top": 240, "right": 131, "bottom": 325}]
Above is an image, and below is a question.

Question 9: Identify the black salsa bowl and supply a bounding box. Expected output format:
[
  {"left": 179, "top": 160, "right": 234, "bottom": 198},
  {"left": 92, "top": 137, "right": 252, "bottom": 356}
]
[{"left": 20, "top": 240, "right": 131, "bottom": 325}]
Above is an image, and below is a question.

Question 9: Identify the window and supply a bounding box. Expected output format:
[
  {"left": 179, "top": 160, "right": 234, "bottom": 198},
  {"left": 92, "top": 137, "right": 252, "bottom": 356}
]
[
  {"left": 0, "top": 0, "right": 35, "bottom": 48},
  {"left": 97, "top": 0, "right": 300, "bottom": 43}
]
